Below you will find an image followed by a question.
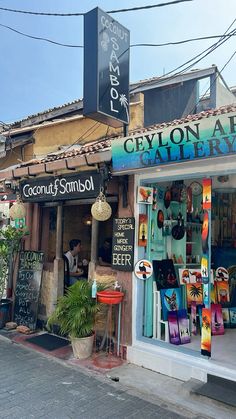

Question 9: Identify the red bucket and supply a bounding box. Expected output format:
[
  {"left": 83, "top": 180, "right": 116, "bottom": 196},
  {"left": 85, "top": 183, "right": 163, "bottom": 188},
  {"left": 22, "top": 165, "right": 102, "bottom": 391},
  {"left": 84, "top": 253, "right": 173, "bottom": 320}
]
[{"left": 97, "top": 290, "right": 124, "bottom": 305}]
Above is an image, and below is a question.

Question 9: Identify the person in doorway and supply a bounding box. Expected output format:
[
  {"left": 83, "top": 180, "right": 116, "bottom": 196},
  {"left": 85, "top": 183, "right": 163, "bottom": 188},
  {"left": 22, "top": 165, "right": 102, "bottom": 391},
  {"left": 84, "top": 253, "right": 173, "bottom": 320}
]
[
  {"left": 64, "top": 239, "right": 84, "bottom": 285},
  {"left": 98, "top": 238, "right": 112, "bottom": 267}
]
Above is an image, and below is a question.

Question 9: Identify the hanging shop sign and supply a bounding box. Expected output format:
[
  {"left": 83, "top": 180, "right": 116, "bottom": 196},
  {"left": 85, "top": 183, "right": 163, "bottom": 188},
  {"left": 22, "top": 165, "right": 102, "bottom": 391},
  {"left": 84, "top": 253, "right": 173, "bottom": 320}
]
[
  {"left": 19, "top": 171, "right": 101, "bottom": 203},
  {"left": 83, "top": 7, "right": 130, "bottom": 128},
  {"left": 14, "top": 251, "right": 44, "bottom": 330},
  {"left": 111, "top": 111, "right": 236, "bottom": 172},
  {"left": 112, "top": 217, "right": 135, "bottom": 271}
]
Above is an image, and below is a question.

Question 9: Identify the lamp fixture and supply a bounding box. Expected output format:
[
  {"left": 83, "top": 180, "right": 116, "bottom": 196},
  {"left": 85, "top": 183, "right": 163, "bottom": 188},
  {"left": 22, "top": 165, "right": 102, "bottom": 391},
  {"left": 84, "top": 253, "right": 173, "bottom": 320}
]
[
  {"left": 91, "top": 189, "right": 112, "bottom": 221},
  {"left": 82, "top": 214, "right": 92, "bottom": 226}
]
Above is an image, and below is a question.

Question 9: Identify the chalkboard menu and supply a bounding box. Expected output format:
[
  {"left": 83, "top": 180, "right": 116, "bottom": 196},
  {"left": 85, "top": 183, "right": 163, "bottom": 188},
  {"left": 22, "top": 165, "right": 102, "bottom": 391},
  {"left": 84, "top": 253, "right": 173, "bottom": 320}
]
[
  {"left": 14, "top": 251, "right": 44, "bottom": 330},
  {"left": 112, "top": 217, "right": 135, "bottom": 271}
]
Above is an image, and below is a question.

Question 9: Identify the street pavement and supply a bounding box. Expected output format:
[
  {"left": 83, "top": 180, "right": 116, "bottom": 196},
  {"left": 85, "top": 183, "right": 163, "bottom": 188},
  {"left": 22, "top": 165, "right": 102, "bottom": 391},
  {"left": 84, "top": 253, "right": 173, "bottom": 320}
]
[{"left": 0, "top": 336, "right": 205, "bottom": 419}]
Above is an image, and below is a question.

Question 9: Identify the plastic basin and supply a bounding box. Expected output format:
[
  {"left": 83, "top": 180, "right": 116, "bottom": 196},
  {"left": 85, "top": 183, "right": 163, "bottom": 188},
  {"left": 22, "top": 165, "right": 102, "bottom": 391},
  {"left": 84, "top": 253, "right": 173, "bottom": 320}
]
[{"left": 97, "top": 290, "right": 124, "bottom": 305}]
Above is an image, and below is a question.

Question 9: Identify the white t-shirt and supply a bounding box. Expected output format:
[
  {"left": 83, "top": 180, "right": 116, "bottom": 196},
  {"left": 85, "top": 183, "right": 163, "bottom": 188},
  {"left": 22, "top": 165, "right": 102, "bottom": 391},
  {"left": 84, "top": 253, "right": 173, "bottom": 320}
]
[{"left": 65, "top": 251, "right": 78, "bottom": 272}]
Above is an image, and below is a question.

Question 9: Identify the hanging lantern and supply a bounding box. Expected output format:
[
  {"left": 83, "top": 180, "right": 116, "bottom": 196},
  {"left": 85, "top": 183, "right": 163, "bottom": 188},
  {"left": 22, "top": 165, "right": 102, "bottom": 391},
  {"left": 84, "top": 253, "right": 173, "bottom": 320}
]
[
  {"left": 91, "top": 190, "right": 112, "bottom": 221},
  {"left": 9, "top": 195, "right": 26, "bottom": 220}
]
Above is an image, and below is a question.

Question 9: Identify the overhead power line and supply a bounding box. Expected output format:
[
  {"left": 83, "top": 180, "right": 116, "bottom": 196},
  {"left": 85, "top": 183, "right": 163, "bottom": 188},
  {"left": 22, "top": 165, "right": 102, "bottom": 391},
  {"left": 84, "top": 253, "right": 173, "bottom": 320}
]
[
  {"left": 130, "top": 20, "right": 236, "bottom": 92},
  {"left": 0, "top": 1, "right": 193, "bottom": 16},
  {"left": 0, "top": 21, "right": 236, "bottom": 49},
  {"left": 0, "top": 23, "right": 82, "bottom": 47}
]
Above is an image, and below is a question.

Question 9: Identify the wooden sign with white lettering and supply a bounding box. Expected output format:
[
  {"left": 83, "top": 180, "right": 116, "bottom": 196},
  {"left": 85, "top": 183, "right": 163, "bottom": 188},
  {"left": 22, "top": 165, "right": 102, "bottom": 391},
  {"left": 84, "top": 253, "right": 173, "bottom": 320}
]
[
  {"left": 14, "top": 251, "right": 44, "bottom": 330},
  {"left": 112, "top": 217, "right": 135, "bottom": 271}
]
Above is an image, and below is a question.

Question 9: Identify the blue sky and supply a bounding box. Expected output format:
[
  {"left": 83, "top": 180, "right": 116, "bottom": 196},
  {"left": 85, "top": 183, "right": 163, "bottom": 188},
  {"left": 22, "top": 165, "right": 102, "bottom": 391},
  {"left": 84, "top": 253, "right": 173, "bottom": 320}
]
[{"left": 0, "top": 0, "right": 235, "bottom": 123}]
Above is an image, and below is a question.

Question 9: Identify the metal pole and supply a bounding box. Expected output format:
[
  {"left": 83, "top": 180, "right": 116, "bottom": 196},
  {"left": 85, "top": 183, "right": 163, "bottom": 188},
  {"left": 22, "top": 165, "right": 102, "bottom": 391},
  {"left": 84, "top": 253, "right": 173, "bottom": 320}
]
[{"left": 117, "top": 302, "right": 121, "bottom": 357}]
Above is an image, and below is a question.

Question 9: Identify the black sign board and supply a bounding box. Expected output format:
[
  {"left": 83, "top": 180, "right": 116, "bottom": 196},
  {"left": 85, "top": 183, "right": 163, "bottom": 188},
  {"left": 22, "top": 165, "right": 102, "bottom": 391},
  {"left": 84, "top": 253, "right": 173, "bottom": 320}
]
[
  {"left": 19, "top": 171, "right": 101, "bottom": 203},
  {"left": 84, "top": 7, "right": 130, "bottom": 128},
  {"left": 14, "top": 251, "right": 44, "bottom": 330},
  {"left": 112, "top": 217, "right": 135, "bottom": 271}
]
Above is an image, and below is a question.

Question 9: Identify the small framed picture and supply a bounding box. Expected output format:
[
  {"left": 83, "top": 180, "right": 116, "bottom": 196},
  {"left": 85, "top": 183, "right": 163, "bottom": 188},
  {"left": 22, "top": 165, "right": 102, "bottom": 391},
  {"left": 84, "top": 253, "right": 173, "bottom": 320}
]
[{"left": 137, "top": 186, "right": 153, "bottom": 204}]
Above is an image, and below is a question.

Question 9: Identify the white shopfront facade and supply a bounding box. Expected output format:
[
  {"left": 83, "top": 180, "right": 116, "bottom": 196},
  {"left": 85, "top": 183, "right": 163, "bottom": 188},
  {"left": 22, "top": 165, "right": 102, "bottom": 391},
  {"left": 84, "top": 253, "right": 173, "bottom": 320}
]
[{"left": 112, "top": 106, "right": 236, "bottom": 383}]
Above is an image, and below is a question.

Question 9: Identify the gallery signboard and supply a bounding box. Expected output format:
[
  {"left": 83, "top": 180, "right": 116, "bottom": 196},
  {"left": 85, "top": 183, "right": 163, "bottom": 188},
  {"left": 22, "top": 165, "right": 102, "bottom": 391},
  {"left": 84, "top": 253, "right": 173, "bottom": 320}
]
[
  {"left": 83, "top": 7, "right": 130, "bottom": 127},
  {"left": 111, "top": 111, "right": 236, "bottom": 172},
  {"left": 19, "top": 171, "right": 101, "bottom": 202}
]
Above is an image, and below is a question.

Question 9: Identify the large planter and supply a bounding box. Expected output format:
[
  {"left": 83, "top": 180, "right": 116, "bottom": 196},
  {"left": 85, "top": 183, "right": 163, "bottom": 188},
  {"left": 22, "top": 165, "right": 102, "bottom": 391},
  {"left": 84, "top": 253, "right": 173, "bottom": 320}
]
[
  {"left": 71, "top": 334, "right": 94, "bottom": 359},
  {"left": 0, "top": 299, "right": 11, "bottom": 329}
]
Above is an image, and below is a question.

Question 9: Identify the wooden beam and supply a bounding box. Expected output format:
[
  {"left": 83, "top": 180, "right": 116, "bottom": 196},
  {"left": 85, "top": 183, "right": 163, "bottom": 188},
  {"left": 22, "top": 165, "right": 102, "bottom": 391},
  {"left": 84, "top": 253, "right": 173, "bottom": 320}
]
[{"left": 55, "top": 204, "right": 63, "bottom": 259}]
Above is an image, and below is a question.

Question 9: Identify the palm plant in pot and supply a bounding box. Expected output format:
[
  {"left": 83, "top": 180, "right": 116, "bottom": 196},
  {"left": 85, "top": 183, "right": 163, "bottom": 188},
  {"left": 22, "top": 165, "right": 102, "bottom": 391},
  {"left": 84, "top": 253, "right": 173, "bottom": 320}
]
[{"left": 47, "top": 280, "right": 105, "bottom": 359}]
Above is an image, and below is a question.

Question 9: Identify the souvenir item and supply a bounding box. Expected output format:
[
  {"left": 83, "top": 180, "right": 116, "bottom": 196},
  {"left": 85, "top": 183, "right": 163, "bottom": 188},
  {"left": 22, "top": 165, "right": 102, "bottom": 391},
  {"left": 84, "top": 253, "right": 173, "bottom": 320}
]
[
  {"left": 157, "top": 209, "right": 164, "bottom": 229},
  {"left": 210, "top": 283, "right": 217, "bottom": 304},
  {"left": 189, "top": 270, "right": 202, "bottom": 284},
  {"left": 202, "top": 212, "right": 209, "bottom": 254},
  {"left": 198, "top": 304, "right": 205, "bottom": 331},
  {"left": 137, "top": 186, "right": 153, "bottom": 204},
  {"left": 187, "top": 186, "right": 192, "bottom": 214},
  {"left": 168, "top": 311, "right": 181, "bottom": 345},
  {"left": 222, "top": 308, "right": 230, "bottom": 328},
  {"left": 151, "top": 219, "right": 155, "bottom": 241},
  {"left": 178, "top": 309, "right": 191, "bottom": 344},
  {"left": 179, "top": 269, "right": 190, "bottom": 284},
  {"left": 164, "top": 187, "right": 171, "bottom": 208},
  {"left": 186, "top": 283, "right": 203, "bottom": 307},
  {"left": 191, "top": 302, "right": 197, "bottom": 335},
  {"left": 160, "top": 288, "right": 182, "bottom": 321},
  {"left": 211, "top": 304, "right": 224, "bottom": 335},
  {"left": 153, "top": 259, "right": 179, "bottom": 290},
  {"left": 201, "top": 308, "right": 211, "bottom": 357},
  {"left": 190, "top": 181, "right": 203, "bottom": 196},
  {"left": 134, "top": 260, "right": 153, "bottom": 280},
  {"left": 216, "top": 281, "right": 230, "bottom": 305},
  {"left": 201, "top": 254, "right": 209, "bottom": 284},
  {"left": 171, "top": 212, "right": 185, "bottom": 240},
  {"left": 170, "top": 182, "right": 181, "bottom": 202},
  {"left": 215, "top": 267, "right": 229, "bottom": 281},
  {"left": 138, "top": 214, "right": 148, "bottom": 247},
  {"left": 229, "top": 307, "right": 236, "bottom": 328},
  {"left": 152, "top": 187, "right": 157, "bottom": 210},
  {"left": 202, "top": 178, "right": 211, "bottom": 210},
  {"left": 203, "top": 283, "right": 209, "bottom": 307}
]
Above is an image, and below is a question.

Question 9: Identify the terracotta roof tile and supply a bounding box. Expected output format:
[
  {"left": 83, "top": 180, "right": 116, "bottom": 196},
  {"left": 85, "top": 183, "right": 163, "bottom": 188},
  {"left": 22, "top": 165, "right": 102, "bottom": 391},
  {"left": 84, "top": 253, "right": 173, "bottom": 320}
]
[{"left": 19, "top": 103, "right": 236, "bottom": 168}]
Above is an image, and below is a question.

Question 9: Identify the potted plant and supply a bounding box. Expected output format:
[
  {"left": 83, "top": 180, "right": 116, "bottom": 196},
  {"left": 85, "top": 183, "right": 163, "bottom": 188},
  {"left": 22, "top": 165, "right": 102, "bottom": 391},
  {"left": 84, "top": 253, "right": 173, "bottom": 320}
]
[
  {"left": 47, "top": 280, "right": 105, "bottom": 359},
  {"left": 0, "top": 225, "right": 27, "bottom": 328}
]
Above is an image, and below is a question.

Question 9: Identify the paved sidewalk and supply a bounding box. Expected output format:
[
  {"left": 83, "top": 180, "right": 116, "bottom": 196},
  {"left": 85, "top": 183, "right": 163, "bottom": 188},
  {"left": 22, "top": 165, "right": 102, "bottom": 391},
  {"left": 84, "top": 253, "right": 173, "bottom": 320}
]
[{"left": 0, "top": 336, "right": 201, "bottom": 419}]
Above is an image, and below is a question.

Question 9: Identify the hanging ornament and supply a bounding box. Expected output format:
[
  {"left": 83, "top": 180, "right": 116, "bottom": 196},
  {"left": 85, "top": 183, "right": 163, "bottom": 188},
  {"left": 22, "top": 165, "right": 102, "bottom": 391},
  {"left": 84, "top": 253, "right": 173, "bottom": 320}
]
[
  {"left": 9, "top": 195, "right": 26, "bottom": 220},
  {"left": 91, "top": 189, "right": 112, "bottom": 221}
]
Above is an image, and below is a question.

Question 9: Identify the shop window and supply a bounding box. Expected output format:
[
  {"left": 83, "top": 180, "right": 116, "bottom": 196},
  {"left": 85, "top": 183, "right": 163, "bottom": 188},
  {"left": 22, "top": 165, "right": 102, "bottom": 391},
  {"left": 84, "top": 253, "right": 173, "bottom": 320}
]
[{"left": 136, "top": 175, "right": 236, "bottom": 365}]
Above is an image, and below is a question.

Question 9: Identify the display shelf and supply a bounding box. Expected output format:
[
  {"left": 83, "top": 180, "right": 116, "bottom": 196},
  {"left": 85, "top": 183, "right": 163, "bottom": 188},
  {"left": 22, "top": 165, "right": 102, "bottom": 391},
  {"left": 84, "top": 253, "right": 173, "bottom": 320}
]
[
  {"left": 186, "top": 222, "right": 202, "bottom": 226},
  {"left": 186, "top": 242, "right": 196, "bottom": 244},
  {"left": 174, "top": 263, "right": 200, "bottom": 267}
]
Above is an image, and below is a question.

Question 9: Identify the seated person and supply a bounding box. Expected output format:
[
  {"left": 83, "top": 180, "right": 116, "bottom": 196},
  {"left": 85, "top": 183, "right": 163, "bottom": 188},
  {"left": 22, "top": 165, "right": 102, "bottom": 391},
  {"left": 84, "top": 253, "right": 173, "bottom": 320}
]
[
  {"left": 98, "top": 238, "right": 112, "bottom": 267},
  {"left": 64, "top": 239, "right": 84, "bottom": 285}
]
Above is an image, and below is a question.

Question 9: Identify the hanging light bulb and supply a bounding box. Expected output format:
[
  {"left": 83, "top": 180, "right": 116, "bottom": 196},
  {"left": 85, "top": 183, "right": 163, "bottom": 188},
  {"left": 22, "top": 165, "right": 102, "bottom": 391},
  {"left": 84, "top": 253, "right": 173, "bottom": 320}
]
[{"left": 91, "top": 189, "right": 112, "bottom": 221}]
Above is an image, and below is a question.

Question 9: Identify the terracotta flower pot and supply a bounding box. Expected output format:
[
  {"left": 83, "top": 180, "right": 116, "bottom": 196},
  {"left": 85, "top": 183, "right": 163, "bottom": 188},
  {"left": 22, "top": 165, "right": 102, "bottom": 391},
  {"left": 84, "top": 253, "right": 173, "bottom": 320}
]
[{"left": 71, "top": 334, "right": 94, "bottom": 359}]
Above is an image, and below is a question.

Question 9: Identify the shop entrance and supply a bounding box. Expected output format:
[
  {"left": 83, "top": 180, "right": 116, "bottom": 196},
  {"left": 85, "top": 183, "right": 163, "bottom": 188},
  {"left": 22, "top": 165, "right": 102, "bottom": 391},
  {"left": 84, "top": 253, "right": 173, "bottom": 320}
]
[{"left": 137, "top": 174, "right": 236, "bottom": 369}]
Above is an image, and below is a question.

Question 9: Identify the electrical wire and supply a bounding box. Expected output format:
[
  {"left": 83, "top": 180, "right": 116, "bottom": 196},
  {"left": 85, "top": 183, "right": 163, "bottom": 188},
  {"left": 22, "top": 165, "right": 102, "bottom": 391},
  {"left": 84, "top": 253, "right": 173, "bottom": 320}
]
[
  {"left": 1, "top": 21, "right": 236, "bottom": 49},
  {"left": 130, "top": 24, "right": 236, "bottom": 92},
  {"left": 0, "top": 1, "right": 193, "bottom": 16},
  {"left": 0, "top": 23, "right": 82, "bottom": 47},
  {"left": 193, "top": 48, "right": 236, "bottom": 113}
]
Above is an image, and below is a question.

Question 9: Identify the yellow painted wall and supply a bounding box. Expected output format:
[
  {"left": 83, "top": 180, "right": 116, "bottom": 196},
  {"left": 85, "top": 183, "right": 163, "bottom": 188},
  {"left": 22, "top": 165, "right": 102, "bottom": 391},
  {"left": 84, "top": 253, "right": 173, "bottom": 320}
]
[
  {"left": 32, "top": 95, "right": 144, "bottom": 158},
  {"left": 0, "top": 94, "right": 144, "bottom": 166}
]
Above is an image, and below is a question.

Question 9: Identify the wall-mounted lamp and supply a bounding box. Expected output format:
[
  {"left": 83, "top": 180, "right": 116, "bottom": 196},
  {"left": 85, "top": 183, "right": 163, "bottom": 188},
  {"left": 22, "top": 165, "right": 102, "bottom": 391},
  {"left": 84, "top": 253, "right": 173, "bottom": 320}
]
[{"left": 82, "top": 214, "right": 92, "bottom": 226}]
